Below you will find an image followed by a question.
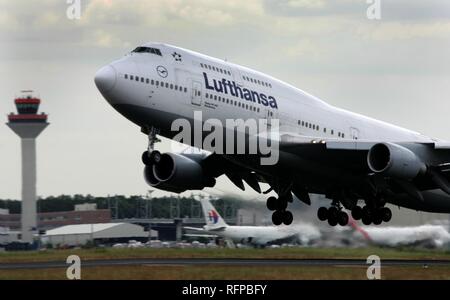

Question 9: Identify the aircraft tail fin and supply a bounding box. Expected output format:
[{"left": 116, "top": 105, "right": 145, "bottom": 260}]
[{"left": 200, "top": 198, "right": 228, "bottom": 229}]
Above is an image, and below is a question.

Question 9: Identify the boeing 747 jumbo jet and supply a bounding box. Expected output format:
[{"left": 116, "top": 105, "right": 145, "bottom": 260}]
[
  {"left": 184, "top": 198, "right": 300, "bottom": 247},
  {"left": 95, "top": 42, "right": 450, "bottom": 227}
]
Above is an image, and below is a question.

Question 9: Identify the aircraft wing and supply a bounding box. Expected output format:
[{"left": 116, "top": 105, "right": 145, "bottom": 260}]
[
  {"left": 201, "top": 132, "right": 450, "bottom": 211},
  {"left": 183, "top": 226, "right": 206, "bottom": 232},
  {"left": 277, "top": 134, "right": 450, "bottom": 192},
  {"left": 184, "top": 233, "right": 218, "bottom": 238}
]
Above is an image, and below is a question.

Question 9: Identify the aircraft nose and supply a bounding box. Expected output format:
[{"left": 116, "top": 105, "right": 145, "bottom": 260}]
[{"left": 94, "top": 65, "right": 117, "bottom": 94}]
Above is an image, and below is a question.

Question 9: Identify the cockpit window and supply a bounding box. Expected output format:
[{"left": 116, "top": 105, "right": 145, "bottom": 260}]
[{"left": 132, "top": 47, "right": 162, "bottom": 56}]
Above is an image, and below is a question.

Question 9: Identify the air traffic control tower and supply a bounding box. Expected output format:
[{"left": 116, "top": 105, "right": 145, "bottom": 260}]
[{"left": 7, "top": 91, "right": 49, "bottom": 244}]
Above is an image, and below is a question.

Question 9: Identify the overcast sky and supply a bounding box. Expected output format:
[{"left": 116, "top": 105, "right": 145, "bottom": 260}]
[{"left": 1, "top": 0, "right": 450, "bottom": 200}]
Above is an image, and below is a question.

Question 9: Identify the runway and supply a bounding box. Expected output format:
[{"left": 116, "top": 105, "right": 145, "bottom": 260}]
[{"left": 1, "top": 258, "right": 450, "bottom": 270}]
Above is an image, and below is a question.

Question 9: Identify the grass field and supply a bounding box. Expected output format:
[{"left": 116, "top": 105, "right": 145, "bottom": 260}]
[
  {"left": 1, "top": 246, "right": 450, "bottom": 263},
  {"left": 1, "top": 265, "right": 450, "bottom": 280},
  {"left": 1, "top": 247, "right": 450, "bottom": 279}
]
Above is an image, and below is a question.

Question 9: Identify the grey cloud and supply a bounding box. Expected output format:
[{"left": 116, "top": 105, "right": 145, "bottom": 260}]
[
  {"left": 263, "top": 0, "right": 450, "bottom": 21},
  {"left": 262, "top": 0, "right": 368, "bottom": 18}
]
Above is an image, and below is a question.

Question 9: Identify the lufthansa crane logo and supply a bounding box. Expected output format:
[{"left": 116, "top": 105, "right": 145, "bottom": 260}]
[{"left": 156, "top": 66, "right": 168, "bottom": 78}]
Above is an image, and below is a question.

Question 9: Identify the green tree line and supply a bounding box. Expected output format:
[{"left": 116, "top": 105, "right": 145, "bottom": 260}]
[{"left": 0, "top": 195, "right": 241, "bottom": 219}]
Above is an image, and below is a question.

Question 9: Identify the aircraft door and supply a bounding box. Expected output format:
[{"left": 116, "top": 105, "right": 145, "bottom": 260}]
[
  {"left": 191, "top": 80, "right": 202, "bottom": 106},
  {"left": 264, "top": 108, "right": 279, "bottom": 130},
  {"left": 350, "top": 127, "right": 360, "bottom": 140}
]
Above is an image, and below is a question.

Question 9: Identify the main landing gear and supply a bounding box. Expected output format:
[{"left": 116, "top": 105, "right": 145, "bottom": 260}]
[
  {"left": 266, "top": 195, "right": 294, "bottom": 226},
  {"left": 317, "top": 203, "right": 349, "bottom": 226},
  {"left": 350, "top": 205, "right": 392, "bottom": 225},
  {"left": 317, "top": 196, "right": 393, "bottom": 226}
]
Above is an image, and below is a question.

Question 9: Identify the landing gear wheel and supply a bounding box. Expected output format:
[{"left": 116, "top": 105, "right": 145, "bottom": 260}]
[
  {"left": 372, "top": 210, "right": 383, "bottom": 225},
  {"left": 272, "top": 210, "right": 283, "bottom": 226},
  {"left": 150, "top": 150, "right": 161, "bottom": 164},
  {"left": 142, "top": 150, "right": 161, "bottom": 165},
  {"left": 361, "top": 206, "right": 372, "bottom": 225},
  {"left": 317, "top": 207, "right": 328, "bottom": 221},
  {"left": 282, "top": 211, "right": 293, "bottom": 225},
  {"left": 266, "top": 196, "right": 277, "bottom": 211},
  {"left": 351, "top": 206, "right": 363, "bottom": 220},
  {"left": 276, "top": 198, "right": 288, "bottom": 211},
  {"left": 373, "top": 217, "right": 382, "bottom": 225},
  {"left": 381, "top": 207, "right": 392, "bottom": 222},
  {"left": 361, "top": 215, "right": 372, "bottom": 225},
  {"left": 142, "top": 151, "right": 152, "bottom": 165},
  {"left": 338, "top": 211, "right": 349, "bottom": 226},
  {"left": 327, "top": 207, "right": 338, "bottom": 226}
]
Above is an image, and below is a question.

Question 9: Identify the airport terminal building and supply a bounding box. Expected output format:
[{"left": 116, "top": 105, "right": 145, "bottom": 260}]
[{"left": 41, "top": 223, "right": 151, "bottom": 247}]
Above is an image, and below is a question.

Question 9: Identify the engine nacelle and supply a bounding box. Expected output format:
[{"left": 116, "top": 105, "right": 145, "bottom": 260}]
[
  {"left": 367, "top": 142, "right": 427, "bottom": 179},
  {"left": 143, "top": 153, "right": 215, "bottom": 193}
]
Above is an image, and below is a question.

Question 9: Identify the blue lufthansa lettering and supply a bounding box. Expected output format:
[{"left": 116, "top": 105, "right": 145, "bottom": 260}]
[{"left": 203, "top": 72, "right": 278, "bottom": 109}]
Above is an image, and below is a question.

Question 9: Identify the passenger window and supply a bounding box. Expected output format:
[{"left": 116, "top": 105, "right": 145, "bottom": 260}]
[
  {"left": 130, "top": 75, "right": 134, "bottom": 80},
  {"left": 170, "top": 84, "right": 173, "bottom": 89},
  {"left": 151, "top": 79, "right": 154, "bottom": 85},
  {"left": 124, "top": 74, "right": 128, "bottom": 79}
]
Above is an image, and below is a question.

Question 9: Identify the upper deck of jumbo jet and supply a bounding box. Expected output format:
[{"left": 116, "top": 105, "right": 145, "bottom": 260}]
[{"left": 143, "top": 42, "right": 332, "bottom": 108}]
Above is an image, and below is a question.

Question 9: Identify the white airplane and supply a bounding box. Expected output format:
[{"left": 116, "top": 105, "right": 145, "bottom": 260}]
[
  {"left": 184, "top": 197, "right": 301, "bottom": 246},
  {"left": 95, "top": 42, "right": 450, "bottom": 228},
  {"left": 346, "top": 218, "right": 450, "bottom": 248}
]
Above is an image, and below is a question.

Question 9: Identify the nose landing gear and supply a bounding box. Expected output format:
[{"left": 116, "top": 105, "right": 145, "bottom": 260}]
[{"left": 141, "top": 126, "right": 161, "bottom": 166}]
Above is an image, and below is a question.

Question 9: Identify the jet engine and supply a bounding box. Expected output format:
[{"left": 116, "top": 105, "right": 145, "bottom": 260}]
[
  {"left": 143, "top": 152, "right": 216, "bottom": 193},
  {"left": 367, "top": 142, "right": 427, "bottom": 179}
]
